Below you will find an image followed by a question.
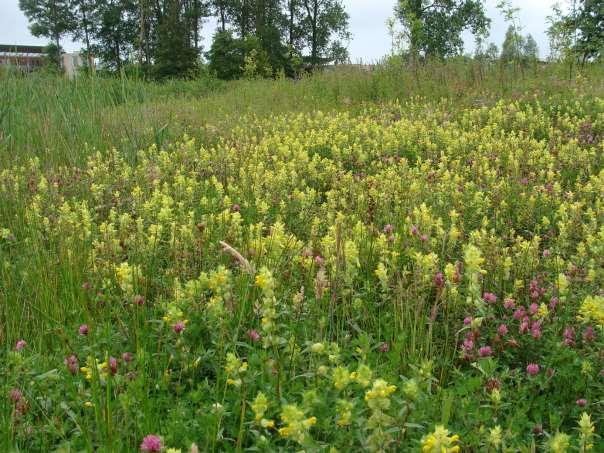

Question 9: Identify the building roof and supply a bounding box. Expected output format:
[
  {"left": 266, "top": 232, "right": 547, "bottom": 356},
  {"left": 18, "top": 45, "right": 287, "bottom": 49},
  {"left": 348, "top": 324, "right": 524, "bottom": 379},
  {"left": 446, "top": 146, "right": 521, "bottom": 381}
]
[{"left": 0, "top": 44, "right": 46, "bottom": 55}]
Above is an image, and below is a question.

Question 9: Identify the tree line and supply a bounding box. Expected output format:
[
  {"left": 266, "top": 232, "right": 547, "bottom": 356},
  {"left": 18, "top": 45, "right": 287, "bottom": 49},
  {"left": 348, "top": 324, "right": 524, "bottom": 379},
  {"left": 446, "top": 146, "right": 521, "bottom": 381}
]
[
  {"left": 392, "top": 0, "right": 601, "bottom": 64},
  {"left": 18, "top": 0, "right": 603, "bottom": 80},
  {"left": 19, "top": 0, "right": 350, "bottom": 79}
]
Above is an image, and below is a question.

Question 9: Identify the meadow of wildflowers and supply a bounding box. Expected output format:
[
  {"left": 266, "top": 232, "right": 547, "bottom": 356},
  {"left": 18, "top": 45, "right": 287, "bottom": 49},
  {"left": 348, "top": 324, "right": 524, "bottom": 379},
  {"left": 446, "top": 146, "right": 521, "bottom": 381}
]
[{"left": 1, "top": 68, "right": 604, "bottom": 451}]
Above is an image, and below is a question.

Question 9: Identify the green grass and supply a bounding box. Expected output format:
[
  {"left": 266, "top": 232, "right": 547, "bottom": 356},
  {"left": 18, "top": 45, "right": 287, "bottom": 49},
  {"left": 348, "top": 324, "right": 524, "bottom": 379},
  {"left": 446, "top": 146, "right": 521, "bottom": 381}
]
[
  {"left": 3, "top": 60, "right": 602, "bottom": 168},
  {"left": 1, "top": 60, "right": 603, "bottom": 452}
]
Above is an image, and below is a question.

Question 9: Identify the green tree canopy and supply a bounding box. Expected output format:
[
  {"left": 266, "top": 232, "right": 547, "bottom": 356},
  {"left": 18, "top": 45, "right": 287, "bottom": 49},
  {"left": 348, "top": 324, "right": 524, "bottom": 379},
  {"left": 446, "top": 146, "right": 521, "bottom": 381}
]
[
  {"left": 89, "top": 0, "right": 139, "bottom": 72},
  {"left": 19, "top": 0, "right": 74, "bottom": 67},
  {"left": 154, "top": 0, "right": 200, "bottom": 79},
  {"left": 547, "top": 0, "right": 603, "bottom": 63},
  {"left": 394, "top": 0, "right": 490, "bottom": 59},
  {"left": 574, "top": 0, "right": 603, "bottom": 62},
  {"left": 206, "top": 30, "right": 245, "bottom": 79},
  {"left": 500, "top": 24, "right": 524, "bottom": 63},
  {"left": 301, "top": 0, "right": 350, "bottom": 68},
  {"left": 523, "top": 34, "right": 539, "bottom": 62}
]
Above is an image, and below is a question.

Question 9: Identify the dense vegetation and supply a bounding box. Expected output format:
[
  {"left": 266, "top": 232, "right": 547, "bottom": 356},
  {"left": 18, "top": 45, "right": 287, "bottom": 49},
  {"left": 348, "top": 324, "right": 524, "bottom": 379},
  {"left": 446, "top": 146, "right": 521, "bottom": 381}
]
[
  {"left": 1, "top": 61, "right": 603, "bottom": 451},
  {"left": 18, "top": 0, "right": 351, "bottom": 78},
  {"left": 16, "top": 0, "right": 603, "bottom": 80}
]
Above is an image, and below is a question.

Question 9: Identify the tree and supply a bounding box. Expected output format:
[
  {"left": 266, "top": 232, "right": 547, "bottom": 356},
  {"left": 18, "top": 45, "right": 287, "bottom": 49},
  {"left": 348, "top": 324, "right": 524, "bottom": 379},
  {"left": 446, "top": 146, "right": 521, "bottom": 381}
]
[
  {"left": 19, "top": 0, "right": 74, "bottom": 68},
  {"left": 154, "top": 0, "right": 200, "bottom": 79},
  {"left": 394, "top": 0, "right": 490, "bottom": 59},
  {"left": 241, "top": 36, "right": 273, "bottom": 78},
  {"left": 208, "top": 0, "right": 306, "bottom": 77},
  {"left": 183, "top": 0, "right": 210, "bottom": 52},
  {"left": 475, "top": 41, "right": 498, "bottom": 64},
  {"left": 574, "top": 0, "right": 603, "bottom": 62},
  {"left": 523, "top": 34, "right": 539, "bottom": 63},
  {"left": 227, "top": 0, "right": 255, "bottom": 37},
  {"left": 547, "top": 0, "right": 603, "bottom": 64},
  {"left": 301, "top": 0, "right": 350, "bottom": 68},
  {"left": 286, "top": 0, "right": 304, "bottom": 50},
  {"left": 42, "top": 41, "right": 64, "bottom": 71},
  {"left": 485, "top": 43, "right": 499, "bottom": 62},
  {"left": 206, "top": 30, "right": 245, "bottom": 79},
  {"left": 500, "top": 24, "right": 524, "bottom": 64},
  {"left": 137, "top": 0, "right": 155, "bottom": 67},
  {"left": 547, "top": 3, "right": 574, "bottom": 61},
  {"left": 90, "top": 0, "right": 139, "bottom": 71},
  {"left": 253, "top": 0, "right": 290, "bottom": 74},
  {"left": 210, "top": 0, "right": 230, "bottom": 31},
  {"left": 70, "top": 0, "right": 96, "bottom": 69}
]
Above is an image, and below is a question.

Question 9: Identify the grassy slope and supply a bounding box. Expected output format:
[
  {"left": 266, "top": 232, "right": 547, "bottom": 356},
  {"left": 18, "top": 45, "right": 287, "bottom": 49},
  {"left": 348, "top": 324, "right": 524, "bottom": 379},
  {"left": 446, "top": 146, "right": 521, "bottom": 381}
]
[
  {"left": 3, "top": 61, "right": 603, "bottom": 168},
  {"left": 0, "top": 61, "right": 603, "bottom": 451}
]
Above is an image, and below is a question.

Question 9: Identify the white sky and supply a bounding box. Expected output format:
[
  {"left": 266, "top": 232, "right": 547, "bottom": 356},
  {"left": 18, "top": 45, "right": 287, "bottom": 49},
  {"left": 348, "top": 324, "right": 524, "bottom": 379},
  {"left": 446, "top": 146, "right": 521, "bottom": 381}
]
[{"left": 0, "top": 0, "right": 563, "bottom": 62}]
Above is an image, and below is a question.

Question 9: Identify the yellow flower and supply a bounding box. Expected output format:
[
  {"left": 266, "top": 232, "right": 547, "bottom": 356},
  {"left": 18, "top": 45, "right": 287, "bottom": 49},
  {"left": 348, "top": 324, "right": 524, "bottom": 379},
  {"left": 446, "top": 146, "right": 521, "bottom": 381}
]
[
  {"left": 251, "top": 392, "right": 269, "bottom": 422},
  {"left": 335, "top": 399, "right": 354, "bottom": 427},
  {"left": 375, "top": 262, "right": 388, "bottom": 287},
  {"left": 226, "top": 378, "right": 242, "bottom": 387},
  {"left": 402, "top": 379, "right": 419, "bottom": 401},
  {"left": 317, "top": 365, "right": 329, "bottom": 376},
  {"left": 278, "top": 404, "right": 316, "bottom": 445},
  {"left": 332, "top": 366, "right": 351, "bottom": 390},
  {"left": 0, "top": 228, "right": 11, "bottom": 240},
  {"left": 224, "top": 352, "right": 247, "bottom": 375},
  {"left": 578, "top": 295, "right": 604, "bottom": 327},
  {"left": 421, "top": 425, "right": 460, "bottom": 453},
  {"left": 255, "top": 267, "right": 275, "bottom": 297},
  {"left": 548, "top": 432, "right": 570, "bottom": 453},
  {"left": 115, "top": 262, "right": 141, "bottom": 295},
  {"left": 80, "top": 366, "right": 93, "bottom": 380},
  {"left": 260, "top": 419, "right": 275, "bottom": 428},
  {"left": 365, "top": 379, "right": 397, "bottom": 412},
  {"left": 557, "top": 273, "right": 569, "bottom": 297},
  {"left": 578, "top": 413, "right": 595, "bottom": 451},
  {"left": 310, "top": 342, "right": 326, "bottom": 354},
  {"left": 578, "top": 412, "right": 595, "bottom": 437},
  {"left": 488, "top": 425, "right": 502, "bottom": 447},
  {"left": 490, "top": 388, "right": 502, "bottom": 406},
  {"left": 224, "top": 352, "right": 247, "bottom": 388},
  {"left": 303, "top": 416, "right": 317, "bottom": 428},
  {"left": 350, "top": 363, "right": 373, "bottom": 388}
]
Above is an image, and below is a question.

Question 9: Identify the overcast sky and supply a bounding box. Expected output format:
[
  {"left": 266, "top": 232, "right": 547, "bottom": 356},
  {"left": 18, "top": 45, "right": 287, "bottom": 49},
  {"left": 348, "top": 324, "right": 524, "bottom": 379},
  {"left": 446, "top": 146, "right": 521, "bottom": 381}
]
[{"left": 1, "top": 0, "right": 562, "bottom": 61}]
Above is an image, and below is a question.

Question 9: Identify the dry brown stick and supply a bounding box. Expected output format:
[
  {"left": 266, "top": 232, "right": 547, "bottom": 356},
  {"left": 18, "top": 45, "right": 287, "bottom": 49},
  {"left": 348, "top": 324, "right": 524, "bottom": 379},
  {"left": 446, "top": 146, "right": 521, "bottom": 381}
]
[{"left": 219, "top": 241, "right": 255, "bottom": 275}]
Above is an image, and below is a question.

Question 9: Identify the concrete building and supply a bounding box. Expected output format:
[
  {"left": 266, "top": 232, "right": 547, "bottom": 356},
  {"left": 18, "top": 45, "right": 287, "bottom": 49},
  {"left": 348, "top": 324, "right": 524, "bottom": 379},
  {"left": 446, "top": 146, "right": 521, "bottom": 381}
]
[
  {"left": 61, "top": 52, "right": 85, "bottom": 78},
  {"left": 0, "top": 44, "right": 45, "bottom": 71},
  {"left": 1, "top": 45, "right": 90, "bottom": 77}
]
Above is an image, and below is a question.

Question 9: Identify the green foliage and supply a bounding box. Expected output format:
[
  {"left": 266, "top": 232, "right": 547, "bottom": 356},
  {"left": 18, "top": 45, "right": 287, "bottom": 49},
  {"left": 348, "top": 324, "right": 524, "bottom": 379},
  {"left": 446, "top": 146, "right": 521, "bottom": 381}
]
[
  {"left": 18, "top": 0, "right": 74, "bottom": 67},
  {"left": 300, "top": 0, "right": 351, "bottom": 67},
  {"left": 500, "top": 25, "right": 539, "bottom": 68},
  {"left": 523, "top": 34, "right": 539, "bottom": 62},
  {"left": 242, "top": 44, "right": 273, "bottom": 79},
  {"left": 153, "top": 0, "right": 200, "bottom": 79},
  {"left": 475, "top": 42, "right": 499, "bottom": 63},
  {"left": 394, "top": 0, "right": 490, "bottom": 58},
  {"left": 1, "top": 64, "right": 604, "bottom": 451},
  {"left": 207, "top": 30, "right": 246, "bottom": 80},
  {"left": 500, "top": 24, "right": 525, "bottom": 63},
  {"left": 573, "top": 0, "right": 604, "bottom": 62},
  {"left": 42, "top": 41, "right": 64, "bottom": 72},
  {"left": 547, "top": 3, "right": 575, "bottom": 62},
  {"left": 17, "top": 0, "right": 351, "bottom": 80},
  {"left": 70, "top": 0, "right": 96, "bottom": 63},
  {"left": 89, "top": 0, "right": 139, "bottom": 72},
  {"left": 547, "top": 0, "right": 604, "bottom": 64}
]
